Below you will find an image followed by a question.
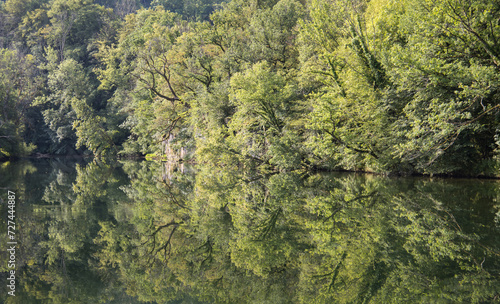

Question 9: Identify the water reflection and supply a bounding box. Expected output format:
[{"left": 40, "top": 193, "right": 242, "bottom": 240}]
[{"left": 1, "top": 159, "right": 499, "bottom": 303}]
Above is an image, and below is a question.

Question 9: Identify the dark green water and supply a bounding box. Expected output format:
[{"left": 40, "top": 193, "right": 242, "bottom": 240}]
[{"left": 0, "top": 159, "right": 499, "bottom": 303}]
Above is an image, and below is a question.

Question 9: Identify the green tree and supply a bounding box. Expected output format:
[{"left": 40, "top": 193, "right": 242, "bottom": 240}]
[
  {"left": 298, "top": 0, "right": 396, "bottom": 173},
  {"left": 0, "top": 0, "right": 48, "bottom": 47},
  {"left": 95, "top": 7, "right": 191, "bottom": 157},
  {"left": 374, "top": 0, "right": 500, "bottom": 175},
  {"left": 0, "top": 49, "right": 40, "bottom": 159},
  {"left": 152, "top": 0, "right": 227, "bottom": 21},
  {"left": 224, "top": 61, "right": 303, "bottom": 169}
]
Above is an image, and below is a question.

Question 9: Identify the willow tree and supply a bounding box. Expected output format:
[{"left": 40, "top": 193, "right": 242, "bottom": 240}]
[
  {"left": 375, "top": 0, "right": 500, "bottom": 175},
  {"left": 0, "top": 49, "right": 39, "bottom": 159},
  {"left": 299, "top": 0, "right": 393, "bottom": 172}
]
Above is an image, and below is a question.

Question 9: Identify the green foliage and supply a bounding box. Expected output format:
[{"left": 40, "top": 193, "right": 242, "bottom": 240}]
[
  {"left": 0, "top": 48, "right": 40, "bottom": 159},
  {"left": 152, "top": 0, "right": 227, "bottom": 21},
  {"left": 3, "top": 0, "right": 500, "bottom": 176},
  {"left": 38, "top": 57, "right": 88, "bottom": 147},
  {"left": 72, "top": 97, "right": 118, "bottom": 156},
  {"left": 226, "top": 62, "right": 294, "bottom": 163},
  {"left": 374, "top": 0, "right": 500, "bottom": 175},
  {"left": 299, "top": 0, "right": 392, "bottom": 172},
  {"left": 95, "top": 7, "right": 191, "bottom": 156},
  {"left": 247, "top": 0, "right": 304, "bottom": 68}
]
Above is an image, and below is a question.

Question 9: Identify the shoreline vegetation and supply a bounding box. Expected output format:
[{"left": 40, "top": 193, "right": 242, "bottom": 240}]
[
  {"left": 1, "top": 0, "right": 500, "bottom": 178},
  {"left": 6, "top": 155, "right": 500, "bottom": 181}
]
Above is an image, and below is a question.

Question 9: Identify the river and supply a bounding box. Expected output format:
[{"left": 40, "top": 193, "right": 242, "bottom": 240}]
[{"left": 0, "top": 158, "right": 499, "bottom": 303}]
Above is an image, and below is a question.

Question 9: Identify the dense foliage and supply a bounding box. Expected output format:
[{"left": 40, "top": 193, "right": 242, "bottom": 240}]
[{"left": 2, "top": 0, "right": 500, "bottom": 176}]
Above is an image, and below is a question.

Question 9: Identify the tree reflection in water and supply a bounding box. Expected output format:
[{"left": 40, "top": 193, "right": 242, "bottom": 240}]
[{"left": 1, "top": 159, "right": 499, "bottom": 303}]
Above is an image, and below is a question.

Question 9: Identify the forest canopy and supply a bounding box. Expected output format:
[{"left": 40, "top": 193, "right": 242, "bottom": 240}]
[{"left": 1, "top": 0, "right": 500, "bottom": 176}]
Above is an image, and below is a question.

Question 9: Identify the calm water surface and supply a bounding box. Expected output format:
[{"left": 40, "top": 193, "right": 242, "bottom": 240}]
[{"left": 0, "top": 158, "right": 499, "bottom": 303}]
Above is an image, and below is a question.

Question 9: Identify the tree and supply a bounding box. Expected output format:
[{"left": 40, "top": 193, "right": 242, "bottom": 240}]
[
  {"left": 374, "top": 0, "right": 500, "bottom": 175},
  {"left": 95, "top": 7, "right": 191, "bottom": 157},
  {"left": 152, "top": 0, "right": 227, "bottom": 21},
  {"left": 0, "top": 48, "right": 40, "bottom": 159},
  {"left": 299, "top": 0, "right": 393, "bottom": 172},
  {"left": 223, "top": 61, "right": 303, "bottom": 169}
]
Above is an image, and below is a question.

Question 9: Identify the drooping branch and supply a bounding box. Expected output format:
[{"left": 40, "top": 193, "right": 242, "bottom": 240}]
[
  {"left": 323, "top": 128, "right": 379, "bottom": 159},
  {"left": 160, "top": 178, "right": 188, "bottom": 209},
  {"left": 142, "top": 220, "right": 183, "bottom": 263},
  {"left": 255, "top": 207, "right": 282, "bottom": 241},
  {"left": 312, "top": 251, "right": 347, "bottom": 292},
  {"left": 157, "top": 224, "right": 179, "bottom": 260},
  {"left": 136, "top": 54, "right": 181, "bottom": 104},
  {"left": 443, "top": 0, "right": 500, "bottom": 68}
]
